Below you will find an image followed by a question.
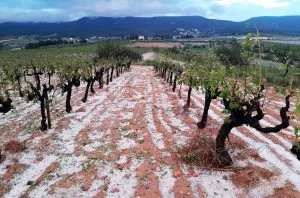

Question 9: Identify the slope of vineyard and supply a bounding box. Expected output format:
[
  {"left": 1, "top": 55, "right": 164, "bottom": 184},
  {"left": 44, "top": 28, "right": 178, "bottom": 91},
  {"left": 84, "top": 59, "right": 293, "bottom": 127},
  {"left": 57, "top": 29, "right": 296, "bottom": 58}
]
[{"left": 0, "top": 64, "right": 299, "bottom": 197}]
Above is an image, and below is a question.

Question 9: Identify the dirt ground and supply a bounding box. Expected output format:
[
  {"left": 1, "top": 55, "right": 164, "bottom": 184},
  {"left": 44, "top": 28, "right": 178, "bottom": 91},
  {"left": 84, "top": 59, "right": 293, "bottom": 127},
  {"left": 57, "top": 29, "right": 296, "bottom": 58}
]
[
  {"left": 130, "top": 42, "right": 183, "bottom": 48},
  {"left": 142, "top": 52, "right": 156, "bottom": 61},
  {"left": 0, "top": 65, "right": 299, "bottom": 198}
]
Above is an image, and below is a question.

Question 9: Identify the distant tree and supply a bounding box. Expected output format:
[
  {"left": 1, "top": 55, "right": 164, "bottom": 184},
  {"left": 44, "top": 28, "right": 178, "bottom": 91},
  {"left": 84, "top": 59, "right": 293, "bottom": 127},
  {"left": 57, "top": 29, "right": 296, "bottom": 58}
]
[
  {"left": 214, "top": 42, "right": 248, "bottom": 66},
  {"left": 25, "top": 39, "right": 65, "bottom": 49},
  {"left": 183, "top": 44, "right": 192, "bottom": 51},
  {"left": 79, "top": 38, "right": 88, "bottom": 43},
  {"left": 169, "top": 46, "right": 180, "bottom": 54},
  {"left": 128, "top": 34, "right": 138, "bottom": 40},
  {"left": 96, "top": 41, "right": 141, "bottom": 62},
  {"left": 183, "top": 35, "right": 194, "bottom": 39},
  {"left": 272, "top": 45, "right": 297, "bottom": 76}
]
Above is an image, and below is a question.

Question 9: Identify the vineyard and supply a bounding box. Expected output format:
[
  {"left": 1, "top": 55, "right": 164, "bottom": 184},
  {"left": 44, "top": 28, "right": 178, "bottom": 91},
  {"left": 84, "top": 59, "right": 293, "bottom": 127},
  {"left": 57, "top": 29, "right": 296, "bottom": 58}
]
[{"left": 0, "top": 37, "right": 300, "bottom": 197}]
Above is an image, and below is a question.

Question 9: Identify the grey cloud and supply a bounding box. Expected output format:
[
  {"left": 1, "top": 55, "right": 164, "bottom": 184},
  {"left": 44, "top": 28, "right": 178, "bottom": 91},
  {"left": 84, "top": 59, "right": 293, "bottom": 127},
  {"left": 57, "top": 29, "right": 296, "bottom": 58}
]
[
  {"left": 181, "top": 7, "right": 207, "bottom": 16},
  {"left": 0, "top": 9, "right": 71, "bottom": 22},
  {"left": 210, "top": 4, "right": 225, "bottom": 14},
  {"left": 0, "top": 0, "right": 213, "bottom": 22}
]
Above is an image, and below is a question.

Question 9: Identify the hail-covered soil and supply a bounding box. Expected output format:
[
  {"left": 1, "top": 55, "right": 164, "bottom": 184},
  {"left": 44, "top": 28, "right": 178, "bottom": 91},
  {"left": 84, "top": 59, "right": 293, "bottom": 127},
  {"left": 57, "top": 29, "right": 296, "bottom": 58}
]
[{"left": 0, "top": 65, "right": 299, "bottom": 198}]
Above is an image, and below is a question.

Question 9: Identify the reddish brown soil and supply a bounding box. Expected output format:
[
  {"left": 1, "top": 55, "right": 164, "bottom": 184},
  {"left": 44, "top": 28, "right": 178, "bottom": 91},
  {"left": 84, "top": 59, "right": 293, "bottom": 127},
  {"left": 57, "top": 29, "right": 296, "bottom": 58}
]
[
  {"left": 267, "top": 182, "right": 299, "bottom": 198},
  {"left": 0, "top": 65, "right": 299, "bottom": 197},
  {"left": 130, "top": 42, "right": 183, "bottom": 48},
  {"left": 4, "top": 140, "right": 25, "bottom": 153},
  {"left": 231, "top": 166, "right": 274, "bottom": 189}
]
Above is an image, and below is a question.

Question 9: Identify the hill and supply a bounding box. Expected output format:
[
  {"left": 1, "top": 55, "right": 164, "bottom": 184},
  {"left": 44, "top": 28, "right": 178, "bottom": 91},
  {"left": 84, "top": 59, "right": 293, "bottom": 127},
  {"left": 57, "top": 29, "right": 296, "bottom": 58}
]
[{"left": 0, "top": 16, "right": 300, "bottom": 37}]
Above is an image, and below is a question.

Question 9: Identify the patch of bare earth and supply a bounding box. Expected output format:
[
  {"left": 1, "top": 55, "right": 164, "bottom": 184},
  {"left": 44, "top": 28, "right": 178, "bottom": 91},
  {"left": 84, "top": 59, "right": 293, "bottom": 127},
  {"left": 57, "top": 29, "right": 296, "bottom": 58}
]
[
  {"left": 0, "top": 64, "right": 299, "bottom": 197},
  {"left": 130, "top": 42, "right": 183, "bottom": 48},
  {"left": 4, "top": 140, "right": 26, "bottom": 153}
]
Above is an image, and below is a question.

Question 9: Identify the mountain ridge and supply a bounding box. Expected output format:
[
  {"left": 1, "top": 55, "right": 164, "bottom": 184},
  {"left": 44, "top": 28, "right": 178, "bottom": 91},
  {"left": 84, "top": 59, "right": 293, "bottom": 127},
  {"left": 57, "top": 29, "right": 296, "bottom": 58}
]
[{"left": 0, "top": 15, "right": 300, "bottom": 37}]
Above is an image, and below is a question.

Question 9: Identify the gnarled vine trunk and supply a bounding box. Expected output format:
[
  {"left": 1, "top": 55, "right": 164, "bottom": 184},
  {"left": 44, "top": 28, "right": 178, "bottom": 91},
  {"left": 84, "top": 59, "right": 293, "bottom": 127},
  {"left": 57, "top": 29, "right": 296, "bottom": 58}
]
[
  {"left": 106, "top": 69, "right": 110, "bottom": 85},
  {"left": 110, "top": 67, "right": 114, "bottom": 82},
  {"left": 0, "top": 150, "right": 3, "bottom": 163},
  {"left": 166, "top": 70, "right": 170, "bottom": 83},
  {"left": 216, "top": 121, "right": 239, "bottom": 166},
  {"left": 197, "top": 88, "right": 221, "bottom": 129},
  {"left": 30, "top": 83, "right": 53, "bottom": 131},
  {"left": 172, "top": 75, "right": 177, "bottom": 92},
  {"left": 216, "top": 95, "right": 292, "bottom": 166},
  {"left": 99, "top": 68, "right": 104, "bottom": 89},
  {"left": 169, "top": 72, "right": 173, "bottom": 86},
  {"left": 0, "top": 93, "right": 12, "bottom": 114},
  {"left": 64, "top": 77, "right": 80, "bottom": 113},
  {"left": 197, "top": 92, "right": 212, "bottom": 129},
  {"left": 91, "top": 72, "right": 99, "bottom": 94},
  {"left": 43, "top": 84, "right": 52, "bottom": 129},
  {"left": 16, "top": 76, "right": 24, "bottom": 98},
  {"left": 40, "top": 93, "right": 47, "bottom": 130},
  {"left": 90, "top": 80, "right": 95, "bottom": 94},
  {"left": 164, "top": 69, "right": 167, "bottom": 81},
  {"left": 82, "top": 77, "right": 92, "bottom": 103},
  {"left": 34, "top": 69, "right": 41, "bottom": 91},
  {"left": 186, "top": 86, "right": 192, "bottom": 108},
  {"left": 65, "top": 82, "right": 73, "bottom": 113},
  {"left": 116, "top": 68, "right": 119, "bottom": 77}
]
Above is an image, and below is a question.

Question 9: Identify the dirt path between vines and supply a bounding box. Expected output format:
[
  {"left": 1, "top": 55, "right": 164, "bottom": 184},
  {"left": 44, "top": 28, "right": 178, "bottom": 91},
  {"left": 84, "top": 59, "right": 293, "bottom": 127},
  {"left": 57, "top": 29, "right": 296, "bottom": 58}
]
[{"left": 0, "top": 65, "right": 299, "bottom": 198}]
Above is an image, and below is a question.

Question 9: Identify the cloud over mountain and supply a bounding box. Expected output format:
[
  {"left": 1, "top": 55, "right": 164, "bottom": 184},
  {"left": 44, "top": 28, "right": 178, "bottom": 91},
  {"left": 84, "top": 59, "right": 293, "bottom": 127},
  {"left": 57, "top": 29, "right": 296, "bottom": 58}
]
[{"left": 0, "top": 0, "right": 299, "bottom": 22}]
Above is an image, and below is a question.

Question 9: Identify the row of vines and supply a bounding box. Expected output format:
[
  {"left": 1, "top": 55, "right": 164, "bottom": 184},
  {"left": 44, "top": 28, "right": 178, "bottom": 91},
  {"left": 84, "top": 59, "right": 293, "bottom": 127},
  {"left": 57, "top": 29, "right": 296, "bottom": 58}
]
[
  {"left": 0, "top": 42, "right": 141, "bottom": 159},
  {"left": 0, "top": 35, "right": 299, "bottom": 167},
  {"left": 153, "top": 34, "right": 300, "bottom": 166}
]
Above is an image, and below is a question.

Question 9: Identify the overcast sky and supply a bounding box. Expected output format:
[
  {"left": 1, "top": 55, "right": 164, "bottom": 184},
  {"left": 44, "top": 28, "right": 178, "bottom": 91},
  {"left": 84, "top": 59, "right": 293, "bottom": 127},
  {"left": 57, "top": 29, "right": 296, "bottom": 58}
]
[{"left": 0, "top": 0, "right": 299, "bottom": 22}]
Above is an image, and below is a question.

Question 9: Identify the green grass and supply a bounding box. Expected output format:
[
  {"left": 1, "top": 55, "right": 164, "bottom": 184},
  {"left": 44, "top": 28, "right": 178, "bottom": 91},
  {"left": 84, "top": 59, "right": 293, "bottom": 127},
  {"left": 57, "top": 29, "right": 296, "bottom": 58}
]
[
  {"left": 130, "top": 46, "right": 153, "bottom": 54},
  {"left": 157, "top": 45, "right": 299, "bottom": 89},
  {"left": 38, "top": 42, "right": 100, "bottom": 51},
  {"left": 0, "top": 37, "right": 39, "bottom": 51},
  {"left": 262, "top": 65, "right": 300, "bottom": 89},
  {"left": 0, "top": 41, "right": 150, "bottom": 59},
  {"left": 263, "top": 41, "right": 300, "bottom": 58},
  {"left": 184, "top": 47, "right": 209, "bottom": 54}
]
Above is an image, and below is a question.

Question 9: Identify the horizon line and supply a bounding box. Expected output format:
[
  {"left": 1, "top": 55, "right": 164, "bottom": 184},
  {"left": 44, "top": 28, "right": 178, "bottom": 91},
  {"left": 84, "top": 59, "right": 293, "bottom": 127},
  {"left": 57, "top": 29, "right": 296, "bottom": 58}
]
[{"left": 1, "top": 15, "right": 300, "bottom": 24}]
